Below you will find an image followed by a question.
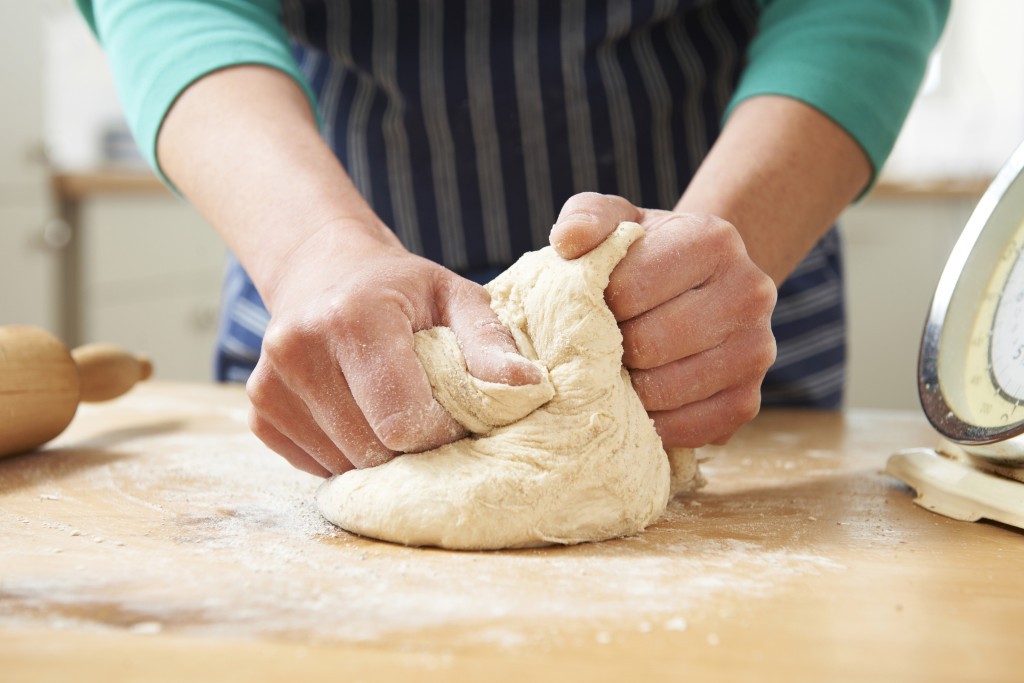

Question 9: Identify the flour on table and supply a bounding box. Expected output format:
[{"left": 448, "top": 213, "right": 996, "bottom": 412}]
[{"left": 317, "top": 222, "right": 702, "bottom": 549}]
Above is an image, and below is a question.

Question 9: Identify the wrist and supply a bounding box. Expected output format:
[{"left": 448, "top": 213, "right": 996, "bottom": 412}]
[
  {"left": 258, "top": 216, "right": 406, "bottom": 313},
  {"left": 676, "top": 96, "right": 869, "bottom": 285}
]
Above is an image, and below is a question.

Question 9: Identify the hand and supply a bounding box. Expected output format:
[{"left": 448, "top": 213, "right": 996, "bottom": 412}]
[
  {"left": 153, "top": 66, "right": 542, "bottom": 476},
  {"left": 246, "top": 219, "right": 542, "bottom": 477},
  {"left": 550, "top": 193, "right": 777, "bottom": 447}
]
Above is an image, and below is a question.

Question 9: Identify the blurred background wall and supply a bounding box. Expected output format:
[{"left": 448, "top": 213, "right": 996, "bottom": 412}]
[{"left": 1, "top": 0, "right": 1022, "bottom": 409}]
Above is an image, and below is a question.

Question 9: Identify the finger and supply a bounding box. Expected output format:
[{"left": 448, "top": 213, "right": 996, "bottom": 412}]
[
  {"left": 606, "top": 212, "right": 741, "bottom": 322},
  {"left": 334, "top": 303, "right": 467, "bottom": 454},
  {"left": 550, "top": 192, "right": 642, "bottom": 259},
  {"left": 620, "top": 261, "right": 776, "bottom": 370},
  {"left": 246, "top": 362, "right": 360, "bottom": 473},
  {"left": 248, "top": 410, "right": 333, "bottom": 478},
  {"left": 651, "top": 384, "right": 762, "bottom": 449},
  {"left": 619, "top": 285, "right": 728, "bottom": 370},
  {"left": 442, "top": 277, "right": 542, "bottom": 386},
  {"left": 259, "top": 325, "right": 396, "bottom": 468},
  {"left": 296, "top": 367, "right": 400, "bottom": 469},
  {"left": 630, "top": 328, "right": 776, "bottom": 411}
]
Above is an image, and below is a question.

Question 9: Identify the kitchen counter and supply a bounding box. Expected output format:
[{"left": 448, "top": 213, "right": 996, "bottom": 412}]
[{"left": 2, "top": 382, "right": 1022, "bottom": 682}]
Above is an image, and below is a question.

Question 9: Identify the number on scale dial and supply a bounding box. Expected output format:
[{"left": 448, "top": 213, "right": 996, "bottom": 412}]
[
  {"left": 990, "top": 240, "right": 1024, "bottom": 403},
  {"left": 962, "top": 221, "right": 1024, "bottom": 426}
]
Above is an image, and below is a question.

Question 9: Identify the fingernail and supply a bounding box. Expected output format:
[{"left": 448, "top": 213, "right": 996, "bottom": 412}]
[
  {"left": 554, "top": 213, "right": 597, "bottom": 230},
  {"left": 505, "top": 353, "right": 544, "bottom": 386}
]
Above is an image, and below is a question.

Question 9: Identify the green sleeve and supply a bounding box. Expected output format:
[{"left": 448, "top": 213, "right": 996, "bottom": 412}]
[
  {"left": 729, "top": 0, "right": 950, "bottom": 184},
  {"left": 75, "top": 0, "right": 319, "bottom": 183}
]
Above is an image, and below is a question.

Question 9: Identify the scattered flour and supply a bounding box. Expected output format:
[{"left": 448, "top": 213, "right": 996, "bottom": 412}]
[{"left": 0, "top": 388, "right": 860, "bottom": 652}]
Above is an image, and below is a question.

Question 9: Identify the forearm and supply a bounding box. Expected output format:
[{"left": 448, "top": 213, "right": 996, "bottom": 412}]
[
  {"left": 157, "top": 65, "right": 402, "bottom": 310},
  {"left": 676, "top": 95, "right": 870, "bottom": 285}
]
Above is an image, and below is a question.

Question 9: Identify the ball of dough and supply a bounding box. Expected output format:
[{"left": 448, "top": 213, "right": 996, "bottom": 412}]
[{"left": 317, "top": 222, "right": 701, "bottom": 549}]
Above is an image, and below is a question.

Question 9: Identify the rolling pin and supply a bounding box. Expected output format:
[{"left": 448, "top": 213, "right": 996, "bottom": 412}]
[{"left": 0, "top": 325, "right": 153, "bottom": 459}]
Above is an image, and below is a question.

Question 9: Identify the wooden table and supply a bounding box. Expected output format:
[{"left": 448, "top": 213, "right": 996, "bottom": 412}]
[{"left": 2, "top": 383, "right": 1022, "bottom": 682}]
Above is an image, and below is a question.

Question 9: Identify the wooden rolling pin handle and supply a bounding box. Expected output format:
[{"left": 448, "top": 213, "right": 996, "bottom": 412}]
[{"left": 71, "top": 343, "right": 154, "bottom": 403}]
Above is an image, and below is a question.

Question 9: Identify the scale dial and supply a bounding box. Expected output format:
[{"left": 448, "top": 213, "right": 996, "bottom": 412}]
[
  {"left": 961, "top": 218, "right": 1024, "bottom": 427},
  {"left": 920, "top": 141, "right": 1024, "bottom": 461},
  {"left": 989, "top": 239, "right": 1024, "bottom": 401}
]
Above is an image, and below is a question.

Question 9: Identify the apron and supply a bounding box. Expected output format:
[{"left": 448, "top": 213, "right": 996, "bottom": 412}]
[{"left": 215, "top": 0, "right": 846, "bottom": 409}]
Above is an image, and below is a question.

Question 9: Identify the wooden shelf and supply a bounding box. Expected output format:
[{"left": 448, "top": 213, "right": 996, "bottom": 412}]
[
  {"left": 50, "top": 169, "right": 167, "bottom": 200},
  {"left": 49, "top": 168, "right": 993, "bottom": 202},
  {"left": 870, "top": 177, "right": 992, "bottom": 200}
]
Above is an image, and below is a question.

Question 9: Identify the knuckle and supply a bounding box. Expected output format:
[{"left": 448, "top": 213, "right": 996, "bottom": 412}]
[
  {"left": 470, "top": 315, "right": 513, "bottom": 343},
  {"left": 754, "top": 272, "right": 778, "bottom": 310},
  {"left": 712, "top": 431, "right": 737, "bottom": 446},
  {"left": 731, "top": 331, "right": 777, "bottom": 380},
  {"left": 731, "top": 388, "right": 762, "bottom": 424},
  {"left": 374, "top": 410, "right": 423, "bottom": 453},
  {"left": 735, "top": 271, "right": 777, "bottom": 323},
  {"left": 245, "top": 365, "right": 275, "bottom": 409},
  {"left": 261, "top": 321, "right": 315, "bottom": 365},
  {"left": 571, "top": 190, "right": 605, "bottom": 206},
  {"left": 247, "top": 409, "right": 275, "bottom": 441},
  {"left": 558, "top": 192, "right": 603, "bottom": 221},
  {"left": 701, "top": 215, "right": 741, "bottom": 251},
  {"left": 622, "top": 325, "right": 660, "bottom": 370},
  {"left": 561, "top": 192, "right": 633, "bottom": 222},
  {"left": 326, "top": 288, "right": 374, "bottom": 335},
  {"left": 632, "top": 370, "right": 673, "bottom": 411},
  {"left": 328, "top": 309, "right": 362, "bottom": 345},
  {"left": 375, "top": 405, "right": 464, "bottom": 453},
  {"left": 600, "top": 192, "right": 634, "bottom": 213},
  {"left": 758, "top": 336, "right": 778, "bottom": 371}
]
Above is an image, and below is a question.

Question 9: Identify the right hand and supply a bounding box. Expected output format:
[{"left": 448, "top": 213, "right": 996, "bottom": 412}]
[
  {"left": 246, "top": 219, "right": 542, "bottom": 477},
  {"left": 550, "top": 193, "right": 777, "bottom": 448}
]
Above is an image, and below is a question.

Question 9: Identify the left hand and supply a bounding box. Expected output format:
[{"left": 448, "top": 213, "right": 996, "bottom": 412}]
[{"left": 550, "top": 192, "right": 777, "bottom": 447}]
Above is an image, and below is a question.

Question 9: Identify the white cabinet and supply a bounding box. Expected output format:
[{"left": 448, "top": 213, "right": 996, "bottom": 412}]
[
  {"left": 0, "top": 2, "right": 58, "bottom": 332},
  {"left": 78, "top": 196, "right": 227, "bottom": 381},
  {"left": 0, "top": 204, "right": 58, "bottom": 330},
  {"left": 842, "top": 193, "right": 978, "bottom": 410}
]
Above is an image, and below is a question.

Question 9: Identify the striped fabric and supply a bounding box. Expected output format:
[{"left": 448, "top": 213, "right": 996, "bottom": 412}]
[{"left": 215, "top": 0, "right": 846, "bottom": 409}]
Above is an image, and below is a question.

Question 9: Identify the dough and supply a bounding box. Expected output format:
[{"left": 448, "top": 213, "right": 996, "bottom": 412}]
[{"left": 317, "top": 222, "right": 702, "bottom": 549}]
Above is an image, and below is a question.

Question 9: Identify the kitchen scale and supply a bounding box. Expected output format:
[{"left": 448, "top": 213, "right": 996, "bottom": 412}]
[{"left": 886, "top": 141, "right": 1024, "bottom": 529}]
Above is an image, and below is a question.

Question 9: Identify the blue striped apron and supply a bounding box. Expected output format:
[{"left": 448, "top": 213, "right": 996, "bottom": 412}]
[{"left": 216, "top": 0, "right": 846, "bottom": 409}]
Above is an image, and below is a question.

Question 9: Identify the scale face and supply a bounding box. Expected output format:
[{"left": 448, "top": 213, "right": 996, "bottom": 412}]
[
  {"left": 918, "top": 141, "right": 1024, "bottom": 462},
  {"left": 888, "top": 141, "right": 1024, "bottom": 530}
]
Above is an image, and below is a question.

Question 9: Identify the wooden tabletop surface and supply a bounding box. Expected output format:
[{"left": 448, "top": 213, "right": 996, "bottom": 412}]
[{"left": 2, "top": 382, "right": 1023, "bottom": 682}]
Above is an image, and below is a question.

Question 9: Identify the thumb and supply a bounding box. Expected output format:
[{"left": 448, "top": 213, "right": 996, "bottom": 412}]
[
  {"left": 443, "top": 279, "right": 543, "bottom": 387},
  {"left": 550, "top": 192, "right": 642, "bottom": 259}
]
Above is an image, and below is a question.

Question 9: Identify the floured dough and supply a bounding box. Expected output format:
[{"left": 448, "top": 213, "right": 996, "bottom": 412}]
[{"left": 317, "top": 222, "right": 702, "bottom": 549}]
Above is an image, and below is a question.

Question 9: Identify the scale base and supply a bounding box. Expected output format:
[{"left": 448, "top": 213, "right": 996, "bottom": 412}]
[{"left": 886, "top": 447, "right": 1024, "bottom": 530}]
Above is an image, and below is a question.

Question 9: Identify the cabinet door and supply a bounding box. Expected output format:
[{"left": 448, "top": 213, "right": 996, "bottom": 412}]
[
  {"left": 87, "top": 288, "right": 223, "bottom": 382},
  {"left": 0, "top": 2, "right": 56, "bottom": 330},
  {"left": 0, "top": 205, "right": 59, "bottom": 330},
  {"left": 81, "top": 197, "right": 228, "bottom": 381},
  {"left": 842, "top": 197, "right": 975, "bottom": 410}
]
